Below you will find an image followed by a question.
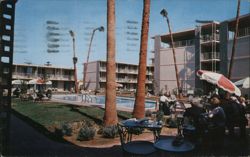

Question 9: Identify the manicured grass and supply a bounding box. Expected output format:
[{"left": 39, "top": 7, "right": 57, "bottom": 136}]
[{"left": 11, "top": 99, "right": 132, "bottom": 128}]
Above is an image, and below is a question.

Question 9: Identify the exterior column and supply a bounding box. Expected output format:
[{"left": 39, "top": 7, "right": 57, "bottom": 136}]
[
  {"left": 220, "top": 21, "right": 229, "bottom": 76},
  {"left": 194, "top": 26, "right": 201, "bottom": 90}
]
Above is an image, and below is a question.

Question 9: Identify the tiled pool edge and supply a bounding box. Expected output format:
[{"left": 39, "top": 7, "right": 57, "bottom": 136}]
[{"left": 51, "top": 98, "right": 156, "bottom": 113}]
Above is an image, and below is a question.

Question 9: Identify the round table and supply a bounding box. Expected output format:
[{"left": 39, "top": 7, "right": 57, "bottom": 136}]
[{"left": 154, "top": 136, "right": 195, "bottom": 152}]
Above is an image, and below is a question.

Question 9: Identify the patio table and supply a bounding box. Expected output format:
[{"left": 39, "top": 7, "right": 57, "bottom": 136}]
[
  {"left": 154, "top": 136, "right": 195, "bottom": 152},
  {"left": 119, "top": 118, "right": 162, "bottom": 142},
  {"left": 117, "top": 118, "right": 162, "bottom": 155}
]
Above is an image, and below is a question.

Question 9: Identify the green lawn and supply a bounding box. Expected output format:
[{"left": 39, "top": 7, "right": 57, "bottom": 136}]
[{"left": 11, "top": 99, "right": 132, "bottom": 128}]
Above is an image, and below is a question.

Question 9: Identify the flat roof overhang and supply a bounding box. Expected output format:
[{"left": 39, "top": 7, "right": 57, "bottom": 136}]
[
  {"left": 227, "top": 14, "right": 250, "bottom": 31},
  {"left": 159, "top": 29, "right": 195, "bottom": 43}
]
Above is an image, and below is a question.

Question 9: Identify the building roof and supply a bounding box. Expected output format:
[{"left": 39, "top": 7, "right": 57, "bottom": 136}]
[
  {"left": 225, "top": 13, "right": 250, "bottom": 31},
  {"left": 153, "top": 22, "right": 221, "bottom": 43},
  {"left": 158, "top": 28, "right": 195, "bottom": 43},
  {"left": 152, "top": 14, "right": 250, "bottom": 42}
]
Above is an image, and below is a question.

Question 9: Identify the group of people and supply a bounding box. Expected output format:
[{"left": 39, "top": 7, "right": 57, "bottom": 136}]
[
  {"left": 158, "top": 90, "right": 248, "bottom": 150},
  {"left": 12, "top": 87, "right": 52, "bottom": 101},
  {"left": 183, "top": 93, "right": 248, "bottom": 149}
]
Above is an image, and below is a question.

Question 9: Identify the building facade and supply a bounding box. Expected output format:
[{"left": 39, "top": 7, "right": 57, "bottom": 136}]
[
  {"left": 84, "top": 60, "right": 154, "bottom": 91},
  {"left": 153, "top": 28, "right": 196, "bottom": 94},
  {"left": 153, "top": 14, "right": 250, "bottom": 95},
  {"left": 12, "top": 63, "right": 75, "bottom": 92}
]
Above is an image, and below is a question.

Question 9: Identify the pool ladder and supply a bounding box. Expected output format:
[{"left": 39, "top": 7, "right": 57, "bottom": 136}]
[{"left": 81, "top": 92, "right": 96, "bottom": 103}]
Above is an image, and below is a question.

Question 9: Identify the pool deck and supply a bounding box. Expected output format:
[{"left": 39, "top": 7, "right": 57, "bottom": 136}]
[{"left": 51, "top": 97, "right": 157, "bottom": 113}]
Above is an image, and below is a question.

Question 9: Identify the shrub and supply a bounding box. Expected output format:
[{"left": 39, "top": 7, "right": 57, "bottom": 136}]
[
  {"left": 61, "top": 123, "right": 72, "bottom": 136},
  {"left": 127, "top": 127, "right": 144, "bottom": 135},
  {"left": 77, "top": 127, "right": 96, "bottom": 141},
  {"left": 84, "top": 120, "right": 94, "bottom": 127},
  {"left": 97, "top": 127, "right": 103, "bottom": 134},
  {"left": 102, "top": 125, "right": 118, "bottom": 138}
]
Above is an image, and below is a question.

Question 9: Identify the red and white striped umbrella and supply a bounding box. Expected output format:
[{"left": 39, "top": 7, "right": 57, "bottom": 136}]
[{"left": 197, "top": 70, "right": 241, "bottom": 96}]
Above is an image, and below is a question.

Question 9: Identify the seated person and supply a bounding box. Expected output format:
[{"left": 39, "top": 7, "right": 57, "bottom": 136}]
[
  {"left": 159, "top": 93, "right": 171, "bottom": 115},
  {"left": 159, "top": 93, "right": 167, "bottom": 112},
  {"left": 183, "top": 98, "right": 205, "bottom": 141},
  {"left": 207, "top": 95, "right": 226, "bottom": 150},
  {"left": 13, "top": 87, "right": 21, "bottom": 98},
  {"left": 46, "top": 88, "right": 52, "bottom": 99},
  {"left": 36, "top": 90, "right": 44, "bottom": 101}
]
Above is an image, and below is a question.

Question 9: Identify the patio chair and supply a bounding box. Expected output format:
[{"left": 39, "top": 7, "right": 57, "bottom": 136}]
[{"left": 117, "top": 123, "right": 156, "bottom": 156}]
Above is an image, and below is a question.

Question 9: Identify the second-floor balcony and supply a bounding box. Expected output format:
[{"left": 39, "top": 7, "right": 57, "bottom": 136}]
[
  {"left": 229, "top": 27, "right": 250, "bottom": 40},
  {"left": 201, "top": 52, "right": 220, "bottom": 61},
  {"left": 50, "top": 74, "right": 74, "bottom": 80},
  {"left": 12, "top": 72, "right": 74, "bottom": 81},
  {"left": 100, "top": 77, "right": 153, "bottom": 84},
  {"left": 160, "top": 39, "right": 194, "bottom": 49},
  {"left": 201, "top": 34, "right": 220, "bottom": 43}
]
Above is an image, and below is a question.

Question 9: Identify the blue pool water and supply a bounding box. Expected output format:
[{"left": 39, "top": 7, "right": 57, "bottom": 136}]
[{"left": 53, "top": 94, "right": 156, "bottom": 109}]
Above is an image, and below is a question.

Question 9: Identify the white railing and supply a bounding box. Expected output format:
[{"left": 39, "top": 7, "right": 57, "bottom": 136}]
[
  {"left": 201, "top": 52, "right": 220, "bottom": 60},
  {"left": 12, "top": 72, "right": 74, "bottom": 80},
  {"left": 229, "top": 27, "right": 250, "bottom": 40},
  {"left": 201, "top": 34, "right": 220, "bottom": 42},
  {"left": 160, "top": 39, "right": 194, "bottom": 48}
]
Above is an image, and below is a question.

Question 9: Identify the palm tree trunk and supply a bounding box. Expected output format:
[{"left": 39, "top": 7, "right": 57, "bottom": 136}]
[
  {"left": 133, "top": 0, "right": 150, "bottom": 119},
  {"left": 228, "top": 0, "right": 241, "bottom": 79},
  {"left": 104, "top": 0, "right": 118, "bottom": 126}
]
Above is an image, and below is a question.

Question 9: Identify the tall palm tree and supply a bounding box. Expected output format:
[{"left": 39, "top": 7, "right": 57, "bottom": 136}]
[
  {"left": 133, "top": 0, "right": 150, "bottom": 119},
  {"left": 228, "top": 0, "right": 241, "bottom": 79},
  {"left": 103, "top": 0, "right": 118, "bottom": 126}
]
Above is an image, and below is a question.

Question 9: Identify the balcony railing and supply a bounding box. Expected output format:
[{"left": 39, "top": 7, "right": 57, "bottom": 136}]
[
  {"left": 201, "top": 34, "right": 219, "bottom": 42},
  {"left": 12, "top": 72, "right": 74, "bottom": 80},
  {"left": 229, "top": 27, "right": 250, "bottom": 40},
  {"left": 146, "top": 71, "right": 153, "bottom": 75},
  {"left": 160, "top": 39, "right": 194, "bottom": 49},
  {"left": 100, "top": 77, "right": 153, "bottom": 84},
  {"left": 201, "top": 52, "right": 220, "bottom": 60},
  {"left": 12, "top": 72, "right": 36, "bottom": 79}
]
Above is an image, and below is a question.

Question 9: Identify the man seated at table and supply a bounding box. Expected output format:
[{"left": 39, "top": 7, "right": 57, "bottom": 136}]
[
  {"left": 183, "top": 97, "right": 205, "bottom": 143},
  {"left": 159, "top": 92, "right": 172, "bottom": 115}
]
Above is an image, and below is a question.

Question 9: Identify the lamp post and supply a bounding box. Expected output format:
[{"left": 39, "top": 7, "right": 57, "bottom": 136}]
[
  {"left": 160, "top": 9, "right": 181, "bottom": 98},
  {"left": 83, "top": 26, "right": 104, "bottom": 90},
  {"left": 69, "top": 30, "right": 78, "bottom": 93}
]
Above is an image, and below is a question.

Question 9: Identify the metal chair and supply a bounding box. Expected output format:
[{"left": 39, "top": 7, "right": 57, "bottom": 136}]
[{"left": 117, "top": 123, "right": 156, "bottom": 156}]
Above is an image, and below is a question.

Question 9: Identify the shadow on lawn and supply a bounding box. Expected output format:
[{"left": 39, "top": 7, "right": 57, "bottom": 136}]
[
  {"left": 65, "top": 105, "right": 132, "bottom": 126},
  {"left": 11, "top": 109, "right": 70, "bottom": 144},
  {"left": 97, "top": 107, "right": 132, "bottom": 120},
  {"left": 66, "top": 105, "right": 104, "bottom": 125}
]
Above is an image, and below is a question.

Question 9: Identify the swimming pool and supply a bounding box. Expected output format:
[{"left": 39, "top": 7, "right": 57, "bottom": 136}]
[{"left": 52, "top": 94, "right": 156, "bottom": 109}]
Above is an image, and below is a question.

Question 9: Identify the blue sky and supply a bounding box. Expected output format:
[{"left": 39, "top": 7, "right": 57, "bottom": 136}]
[{"left": 14, "top": 0, "right": 249, "bottom": 78}]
